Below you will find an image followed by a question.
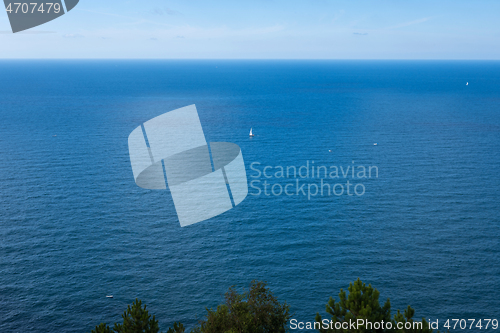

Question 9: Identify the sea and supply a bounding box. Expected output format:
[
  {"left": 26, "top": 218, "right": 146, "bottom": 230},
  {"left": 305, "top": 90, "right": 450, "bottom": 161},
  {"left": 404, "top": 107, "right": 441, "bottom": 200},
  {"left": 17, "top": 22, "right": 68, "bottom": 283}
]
[{"left": 0, "top": 60, "right": 499, "bottom": 332}]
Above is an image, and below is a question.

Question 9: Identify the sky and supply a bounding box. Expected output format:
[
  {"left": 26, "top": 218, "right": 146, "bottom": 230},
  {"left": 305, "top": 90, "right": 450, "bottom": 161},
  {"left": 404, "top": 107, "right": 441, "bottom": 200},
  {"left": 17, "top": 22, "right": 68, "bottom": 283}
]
[{"left": 1, "top": 0, "right": 500, "bottom": 59}]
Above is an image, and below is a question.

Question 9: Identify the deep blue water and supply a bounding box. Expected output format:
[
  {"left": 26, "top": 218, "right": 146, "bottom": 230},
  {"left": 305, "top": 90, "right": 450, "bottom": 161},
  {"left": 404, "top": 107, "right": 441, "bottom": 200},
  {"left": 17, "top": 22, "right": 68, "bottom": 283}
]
[{"left": 0, "top": 60, "right": 499, "bottom": 332}]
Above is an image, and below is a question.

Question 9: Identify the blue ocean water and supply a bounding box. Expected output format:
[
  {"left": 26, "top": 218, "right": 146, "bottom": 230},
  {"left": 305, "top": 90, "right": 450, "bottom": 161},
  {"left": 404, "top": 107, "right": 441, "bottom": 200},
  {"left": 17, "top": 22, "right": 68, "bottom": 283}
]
[{"left": 0, "top": 60, "right": 499, "bottom": 332}]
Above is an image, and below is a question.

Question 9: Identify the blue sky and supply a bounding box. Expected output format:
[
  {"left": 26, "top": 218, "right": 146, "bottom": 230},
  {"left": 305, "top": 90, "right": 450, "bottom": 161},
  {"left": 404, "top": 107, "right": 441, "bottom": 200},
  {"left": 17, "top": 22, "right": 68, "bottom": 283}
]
[{"left": 1, "top": 0, "right": 500, "bottom": 59}]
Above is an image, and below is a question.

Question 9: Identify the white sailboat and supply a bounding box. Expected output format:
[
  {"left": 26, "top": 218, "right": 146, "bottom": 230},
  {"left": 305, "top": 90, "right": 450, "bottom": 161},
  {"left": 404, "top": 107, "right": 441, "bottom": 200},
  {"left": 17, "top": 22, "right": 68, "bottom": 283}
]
[{"left": 249, "top": 128, "right": 255, "bottom": 137}]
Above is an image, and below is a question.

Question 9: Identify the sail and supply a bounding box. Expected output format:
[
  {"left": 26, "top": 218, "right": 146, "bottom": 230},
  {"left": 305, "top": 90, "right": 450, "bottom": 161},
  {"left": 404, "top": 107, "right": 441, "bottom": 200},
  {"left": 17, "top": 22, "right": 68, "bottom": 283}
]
[{"left": 250, "top": 128, "right": 253, "bottom": 136}]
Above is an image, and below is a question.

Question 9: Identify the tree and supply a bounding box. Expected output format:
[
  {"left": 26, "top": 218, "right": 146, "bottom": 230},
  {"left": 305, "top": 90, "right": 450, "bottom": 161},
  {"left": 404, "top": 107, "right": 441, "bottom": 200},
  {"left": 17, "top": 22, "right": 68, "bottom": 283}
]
[
  {"left": 315, "top": 278, "right": 391, "bottom": 333},
  {"left": 89, "top": 298, "right": 184, "bottom": 333},
  {"left": 166, "top": 322, "right": 185, "bottom": 333},
  {"left": 392, "top": 306, "right": 433, "bottom": 333},
  {"left": 315, "top": 278, "right": 435, "bottom": 333},
  {"left": 114, "top": 298, "right": 160, "bottom": 333},
  {"left": 91, "top": 323, "right": 112, "bottom": 333},
  {"left": 91, "top": 280, "right": 438, "bottom": 333},
  {"left": 192, "top": 280, "right": 292, "bottom": 333}
]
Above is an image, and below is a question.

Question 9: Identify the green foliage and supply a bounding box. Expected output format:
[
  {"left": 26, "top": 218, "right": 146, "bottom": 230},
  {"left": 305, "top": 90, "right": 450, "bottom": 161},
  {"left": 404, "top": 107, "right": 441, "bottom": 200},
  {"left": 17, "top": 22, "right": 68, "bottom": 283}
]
[
  {"left": 90, "top": 280, "right": 439, "bottom": 333},
  {"left": 91, "top": 323, "right": 112, "bottom": 333},
  {"left": 166, "top": 322, "right": 185, "bottom": 333},
  {"left": 90, "top": 299, "right": 169, "bottom": 333},
  {"left": 113, "top": 298, "right": 160, "bottom": 333},
  {"left": 315, "top": 278, "right": 391, "bottom": 333},
  {"left": 315, "top": 278, "right": 435, "bottom": 333},
  {"left": 392, "top": 306, "right": 433, "bottom": 333},
  {"left": 192, "top": 280, "right": 292, "bottom": 333}
]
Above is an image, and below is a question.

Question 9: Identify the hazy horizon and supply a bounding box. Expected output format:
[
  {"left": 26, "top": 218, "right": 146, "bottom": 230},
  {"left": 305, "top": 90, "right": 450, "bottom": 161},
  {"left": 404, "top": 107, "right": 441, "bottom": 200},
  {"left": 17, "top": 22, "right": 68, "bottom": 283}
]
[{"left": 1, "top": 0, "right": 500, "bottom": 60}]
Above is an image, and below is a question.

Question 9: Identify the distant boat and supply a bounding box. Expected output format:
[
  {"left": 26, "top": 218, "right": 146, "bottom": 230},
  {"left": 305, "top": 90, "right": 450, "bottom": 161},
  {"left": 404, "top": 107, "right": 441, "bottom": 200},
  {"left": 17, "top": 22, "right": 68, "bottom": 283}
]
[
  {"left": 106, "top": 295, "right": 113, "bottom": 298},
  {"left": 374, "top": 143, "right": 377, "bottom": 146},
  {"left": 466, "top": 82, "right": 468, "bottom": 86},
  {"left": 249, "top": 128, "right": 255, "bottom": 137}
]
